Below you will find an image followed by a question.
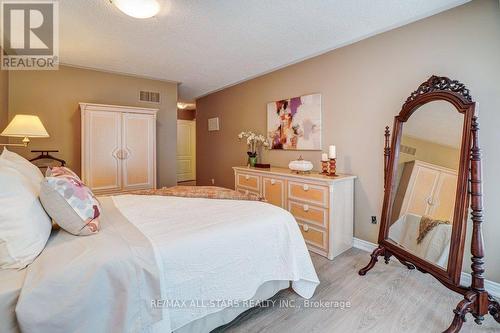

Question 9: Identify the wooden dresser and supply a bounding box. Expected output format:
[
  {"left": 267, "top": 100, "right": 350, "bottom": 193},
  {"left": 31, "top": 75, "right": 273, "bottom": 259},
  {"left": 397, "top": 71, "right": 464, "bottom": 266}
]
[{"left": 233, "top": 166, "right": 356, "bottom": 260}]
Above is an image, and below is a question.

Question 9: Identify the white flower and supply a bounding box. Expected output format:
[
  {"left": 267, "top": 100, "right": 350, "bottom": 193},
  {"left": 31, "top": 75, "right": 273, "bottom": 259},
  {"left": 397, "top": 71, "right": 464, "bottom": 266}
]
[{"left": 238, "top": 130, "right": 270, "bottom": 151}]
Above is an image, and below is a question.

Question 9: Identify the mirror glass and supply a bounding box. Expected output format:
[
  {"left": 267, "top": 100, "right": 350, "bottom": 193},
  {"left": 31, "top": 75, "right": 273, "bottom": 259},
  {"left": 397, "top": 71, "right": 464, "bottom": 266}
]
[{"left": 387, "top": 100, "right": 464, "bottom": 269}]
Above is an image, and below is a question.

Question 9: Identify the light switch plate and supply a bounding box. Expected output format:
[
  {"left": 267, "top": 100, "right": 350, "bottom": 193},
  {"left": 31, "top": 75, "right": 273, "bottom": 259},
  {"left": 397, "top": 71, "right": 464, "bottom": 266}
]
[{"left": 208, "top": 117, "right": 220, "bottom": 131}]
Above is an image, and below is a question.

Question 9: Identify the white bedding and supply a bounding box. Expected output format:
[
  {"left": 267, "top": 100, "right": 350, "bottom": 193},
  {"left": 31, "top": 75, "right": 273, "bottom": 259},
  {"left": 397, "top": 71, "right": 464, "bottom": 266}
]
[
  {"left": 15, "top": 197, "right": 163, "bottom": 333},
  {"left": 112, "top": 194, "right": 320, "bottom": 332},
  {"left": 389, "top": 213, "right": 452, "bottom": 267}
]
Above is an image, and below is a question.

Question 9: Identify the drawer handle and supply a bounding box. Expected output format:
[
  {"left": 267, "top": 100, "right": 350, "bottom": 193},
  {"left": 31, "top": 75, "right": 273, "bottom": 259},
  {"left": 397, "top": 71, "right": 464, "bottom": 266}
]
[
  {"left": 303, "top": 204, "right": 309, "bottom": 212},
  {"left": 245, "top": 190, "right": 249, "bottom": 195},
  {"left": 303, "top": 225, "right": 309, "bottom": 232},
  {"left": 303, "top": 184, "right": 309, "bottom": 191},
  {"left": 116, "top": 149, "right": 124, "bottom": 160},
  {"left": 271, "top": 179, "right": 276, "bottom": 185},
  {"left": 245, "top": 175, "right": 250, "bottom": 180}
]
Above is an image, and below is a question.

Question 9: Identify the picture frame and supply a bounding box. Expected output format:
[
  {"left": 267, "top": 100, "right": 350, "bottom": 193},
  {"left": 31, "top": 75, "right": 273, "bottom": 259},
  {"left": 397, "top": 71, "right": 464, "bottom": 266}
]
[{"left": 267, "top": 93, "right": 322, "bottom": 151}]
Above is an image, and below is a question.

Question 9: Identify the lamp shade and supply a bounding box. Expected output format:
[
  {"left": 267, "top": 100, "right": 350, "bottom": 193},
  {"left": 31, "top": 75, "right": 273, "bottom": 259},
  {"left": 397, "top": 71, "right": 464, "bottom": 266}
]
[{"left": 1, "top": 115, "right": 49, "bottom": 138}]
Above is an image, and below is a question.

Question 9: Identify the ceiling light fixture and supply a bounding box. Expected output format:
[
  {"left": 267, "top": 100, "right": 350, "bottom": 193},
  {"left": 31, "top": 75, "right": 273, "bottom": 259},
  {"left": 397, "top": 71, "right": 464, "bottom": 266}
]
[
  {"left": 111, "top": 0, "right": 160, "bottom": 19},
  {"left": 177, "top": 102, "right": 196, "bottom": 110}
]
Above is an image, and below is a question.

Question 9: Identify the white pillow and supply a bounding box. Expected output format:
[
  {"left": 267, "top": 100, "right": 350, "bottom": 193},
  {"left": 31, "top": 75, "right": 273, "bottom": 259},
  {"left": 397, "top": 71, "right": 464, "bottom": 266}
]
[
  {"left": 0, "top": 148, "right": 44, "bottom": 194},
  {"left": 0, "top": 159, "right": 52, "bottom": 269}
]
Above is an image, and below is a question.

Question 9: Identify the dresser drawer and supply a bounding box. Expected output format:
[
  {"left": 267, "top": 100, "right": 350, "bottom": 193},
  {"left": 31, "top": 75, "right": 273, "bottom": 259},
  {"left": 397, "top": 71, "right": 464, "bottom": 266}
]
[
  {"left": 288, "top": 200, "right": 328, "bottom": 229},
  {"left": 288, "top": 181, "right": 328, "bottom": 207},
  {"left": 298, "top": 222, "right": 328, "bottom": 250},
  {"left": 263, "top": 177, "right": 285, "bottom": 208},
  {"left": 235, "top": 172, "right": 260, "bottom": 192}
]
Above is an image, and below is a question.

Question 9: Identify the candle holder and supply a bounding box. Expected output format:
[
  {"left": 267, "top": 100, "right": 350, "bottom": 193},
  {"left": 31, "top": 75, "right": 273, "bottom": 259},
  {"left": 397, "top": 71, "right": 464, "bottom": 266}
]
[
  {"left": 328, "top": 158, "right": 337, "bottom": 177},
  {"left": 321, "top": 160, "right": 329, "bottom": 174}
]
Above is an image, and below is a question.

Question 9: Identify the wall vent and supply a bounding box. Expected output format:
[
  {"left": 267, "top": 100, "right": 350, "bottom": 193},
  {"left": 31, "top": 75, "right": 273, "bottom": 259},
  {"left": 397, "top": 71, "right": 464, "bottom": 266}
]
[
  {"left": 400, "top": 145, "right": 416, "bottom": 156},
  {"left": 139, "top": 91, "right": 160, "bottom": 103}
]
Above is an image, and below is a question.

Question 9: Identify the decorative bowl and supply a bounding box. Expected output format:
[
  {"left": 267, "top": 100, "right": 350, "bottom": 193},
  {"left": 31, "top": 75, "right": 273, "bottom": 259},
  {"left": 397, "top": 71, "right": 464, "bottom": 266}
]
[{"left": 288, "top": 158, "right": 313, "bottom": 173}]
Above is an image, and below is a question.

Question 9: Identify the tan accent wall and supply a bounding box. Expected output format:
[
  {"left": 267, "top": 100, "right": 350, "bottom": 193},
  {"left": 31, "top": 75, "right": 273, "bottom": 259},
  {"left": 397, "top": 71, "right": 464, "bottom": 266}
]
[
  {"left": 197, "top": 0, "right": 500, "bottom": 281},
  {"left": 7, "top": 65, "right": 178, "bottom": 187},
  {"left": 177, "top": 109, "right": 196, "bottom": 120},
  {"left": 0, "top": 68, "right": 7, "bottom": 144}
]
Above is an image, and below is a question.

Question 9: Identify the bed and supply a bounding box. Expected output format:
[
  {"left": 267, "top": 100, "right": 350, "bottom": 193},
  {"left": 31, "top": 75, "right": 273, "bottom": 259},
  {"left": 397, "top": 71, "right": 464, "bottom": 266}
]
[
  {"left": 388, "top": 213, "right": 452, "bottom": 267},
  {"left": 0, "top": 194, "right": 319, "bottom": 333}
]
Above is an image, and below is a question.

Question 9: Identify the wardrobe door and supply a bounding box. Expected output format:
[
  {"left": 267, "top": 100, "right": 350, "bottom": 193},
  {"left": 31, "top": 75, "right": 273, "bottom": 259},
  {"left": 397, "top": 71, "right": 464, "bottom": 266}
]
[
  {"left": 82, "top": 110, "right": 122, "bottom": 193},
  {"left": 402, "top": 165, "right": 439, "bottom": 217},
  {"left": 430, "top": 171, "right": 458, "bottom": 221},
  {"left": 121, "top": 113, "right": 156, "bottom": 191}
]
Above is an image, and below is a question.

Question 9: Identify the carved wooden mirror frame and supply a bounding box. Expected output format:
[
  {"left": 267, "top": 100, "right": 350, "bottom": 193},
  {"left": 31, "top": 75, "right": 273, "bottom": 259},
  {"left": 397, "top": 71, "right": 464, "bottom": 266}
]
[{"left": 358, "top": 76, "right": 500, "bottom": 332}]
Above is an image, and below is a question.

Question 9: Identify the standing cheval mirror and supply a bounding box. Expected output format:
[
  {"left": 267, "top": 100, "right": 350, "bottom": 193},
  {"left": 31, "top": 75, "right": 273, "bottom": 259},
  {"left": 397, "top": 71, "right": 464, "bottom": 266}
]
[{"left": 359, "top": 76, "right": 500, "bottom": 332}]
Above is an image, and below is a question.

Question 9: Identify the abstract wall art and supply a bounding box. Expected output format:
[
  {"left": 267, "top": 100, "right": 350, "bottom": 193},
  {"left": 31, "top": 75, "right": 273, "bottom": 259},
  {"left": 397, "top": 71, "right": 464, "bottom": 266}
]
[{"left": 267, "top": 93, "right": 322, "bottom": 150}]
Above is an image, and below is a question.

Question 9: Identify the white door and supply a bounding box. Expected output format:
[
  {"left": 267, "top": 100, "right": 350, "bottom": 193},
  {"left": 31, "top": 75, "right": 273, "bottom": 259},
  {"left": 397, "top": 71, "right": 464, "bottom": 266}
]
[
  {"left": 121, "top": 113, "right": 156, "bottom": 191},
  {"left": 176, "top": 120, "right": 196, "bottom": 182},
  {"left": 82, "top": 110, "right": 122, "bottom": 193}
]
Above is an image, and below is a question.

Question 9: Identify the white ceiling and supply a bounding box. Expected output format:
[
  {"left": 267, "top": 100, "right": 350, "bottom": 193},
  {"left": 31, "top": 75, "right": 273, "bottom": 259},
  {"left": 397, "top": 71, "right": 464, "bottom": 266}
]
[{"left": 59, "top": 0, "right": 469, "bottom": 100}]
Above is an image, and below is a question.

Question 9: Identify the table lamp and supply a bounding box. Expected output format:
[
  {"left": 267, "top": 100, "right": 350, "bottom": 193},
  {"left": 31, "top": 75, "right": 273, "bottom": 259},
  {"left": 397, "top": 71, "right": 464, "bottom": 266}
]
[{"left": 1, "top": 115, "right": 50, "bottom": 147}]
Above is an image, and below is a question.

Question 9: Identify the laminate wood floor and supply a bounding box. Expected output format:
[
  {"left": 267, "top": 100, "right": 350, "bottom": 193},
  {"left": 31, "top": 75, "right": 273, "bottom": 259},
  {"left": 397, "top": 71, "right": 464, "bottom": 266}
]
[{"left": 214, "top": 248, "right": 499, "bottom": 333}]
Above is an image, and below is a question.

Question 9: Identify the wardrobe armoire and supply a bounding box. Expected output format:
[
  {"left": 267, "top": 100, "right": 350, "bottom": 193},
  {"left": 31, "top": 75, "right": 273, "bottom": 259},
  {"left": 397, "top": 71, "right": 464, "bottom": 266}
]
[
  {"left": 391, "top": 160, "right": 458, "bottom": 224},
  {"left": 80, "top": 103, "right": 158, "bottom": 195}
]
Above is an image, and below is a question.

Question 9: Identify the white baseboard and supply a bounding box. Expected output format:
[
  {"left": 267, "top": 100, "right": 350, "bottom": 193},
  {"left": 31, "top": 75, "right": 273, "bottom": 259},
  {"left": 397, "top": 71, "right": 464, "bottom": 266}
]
[
  {"left": 353, "top": 237, "right": 378, "bottom": 253},
  {"left": 353, "top": 237, "right": 500, "bottom": 298},
  {"left": 460, "top": 272, "right": 500, "bottom": 298}
]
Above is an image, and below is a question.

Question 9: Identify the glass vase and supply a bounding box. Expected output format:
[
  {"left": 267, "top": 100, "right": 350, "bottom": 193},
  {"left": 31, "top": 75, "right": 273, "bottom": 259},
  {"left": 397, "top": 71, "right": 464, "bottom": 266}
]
[{"left": 247, "top": 152, "right": 257, "bottom": 167}]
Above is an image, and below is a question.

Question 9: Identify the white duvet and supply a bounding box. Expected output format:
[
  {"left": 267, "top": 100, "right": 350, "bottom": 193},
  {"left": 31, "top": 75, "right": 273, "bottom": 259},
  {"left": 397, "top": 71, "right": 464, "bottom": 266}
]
[
  {"left": 112, "top": 195, "right": 319, "bottom": 332},
  {"left": 389, "top": 213, "right": 452, "bottom": 267}
]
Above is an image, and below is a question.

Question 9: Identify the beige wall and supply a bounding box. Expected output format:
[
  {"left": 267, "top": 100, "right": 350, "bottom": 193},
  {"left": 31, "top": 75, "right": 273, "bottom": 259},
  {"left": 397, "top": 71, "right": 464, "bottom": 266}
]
[
  {"left": 197, "top": 0, "right": 500, "bottom": 282},
  {"left": 7, "top": 65, "right": 178, "bottom": 187},
  {"left": 0, "top": 69, "right": 7, "bottom": 144},
  {"left": 400, "top": 135, "right": 460, "bottom": 170}
]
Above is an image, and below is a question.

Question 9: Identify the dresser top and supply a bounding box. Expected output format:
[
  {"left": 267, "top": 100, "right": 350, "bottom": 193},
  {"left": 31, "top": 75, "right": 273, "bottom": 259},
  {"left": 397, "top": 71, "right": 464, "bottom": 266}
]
[{"left": 233, "top": 166, "right": 356, "bottom": 184}]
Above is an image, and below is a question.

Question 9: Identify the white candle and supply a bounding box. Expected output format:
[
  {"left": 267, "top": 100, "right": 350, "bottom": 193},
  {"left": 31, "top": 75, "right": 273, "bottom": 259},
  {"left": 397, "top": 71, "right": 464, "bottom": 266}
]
[
  {"left": 328, "top": 145, "right": 336, "bottom": 159},
  {"left": 321, "top": 153, "right": 328, "bottom": 162}
]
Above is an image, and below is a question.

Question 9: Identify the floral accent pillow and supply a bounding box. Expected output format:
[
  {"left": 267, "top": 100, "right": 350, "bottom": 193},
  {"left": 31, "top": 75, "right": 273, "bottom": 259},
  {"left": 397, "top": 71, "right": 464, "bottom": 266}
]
[
  {"left": 46, "top": 166, "right": 79, "bottom": 179},
  {"left": 39, "top": 171, "right": 101, "bottom": 236}
]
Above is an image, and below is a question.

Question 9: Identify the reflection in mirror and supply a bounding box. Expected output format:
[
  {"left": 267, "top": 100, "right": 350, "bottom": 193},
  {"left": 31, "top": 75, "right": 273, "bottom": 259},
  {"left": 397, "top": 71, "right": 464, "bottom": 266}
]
[{"left": 388, "top": 101, "right": 463, "bottom": 269}]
